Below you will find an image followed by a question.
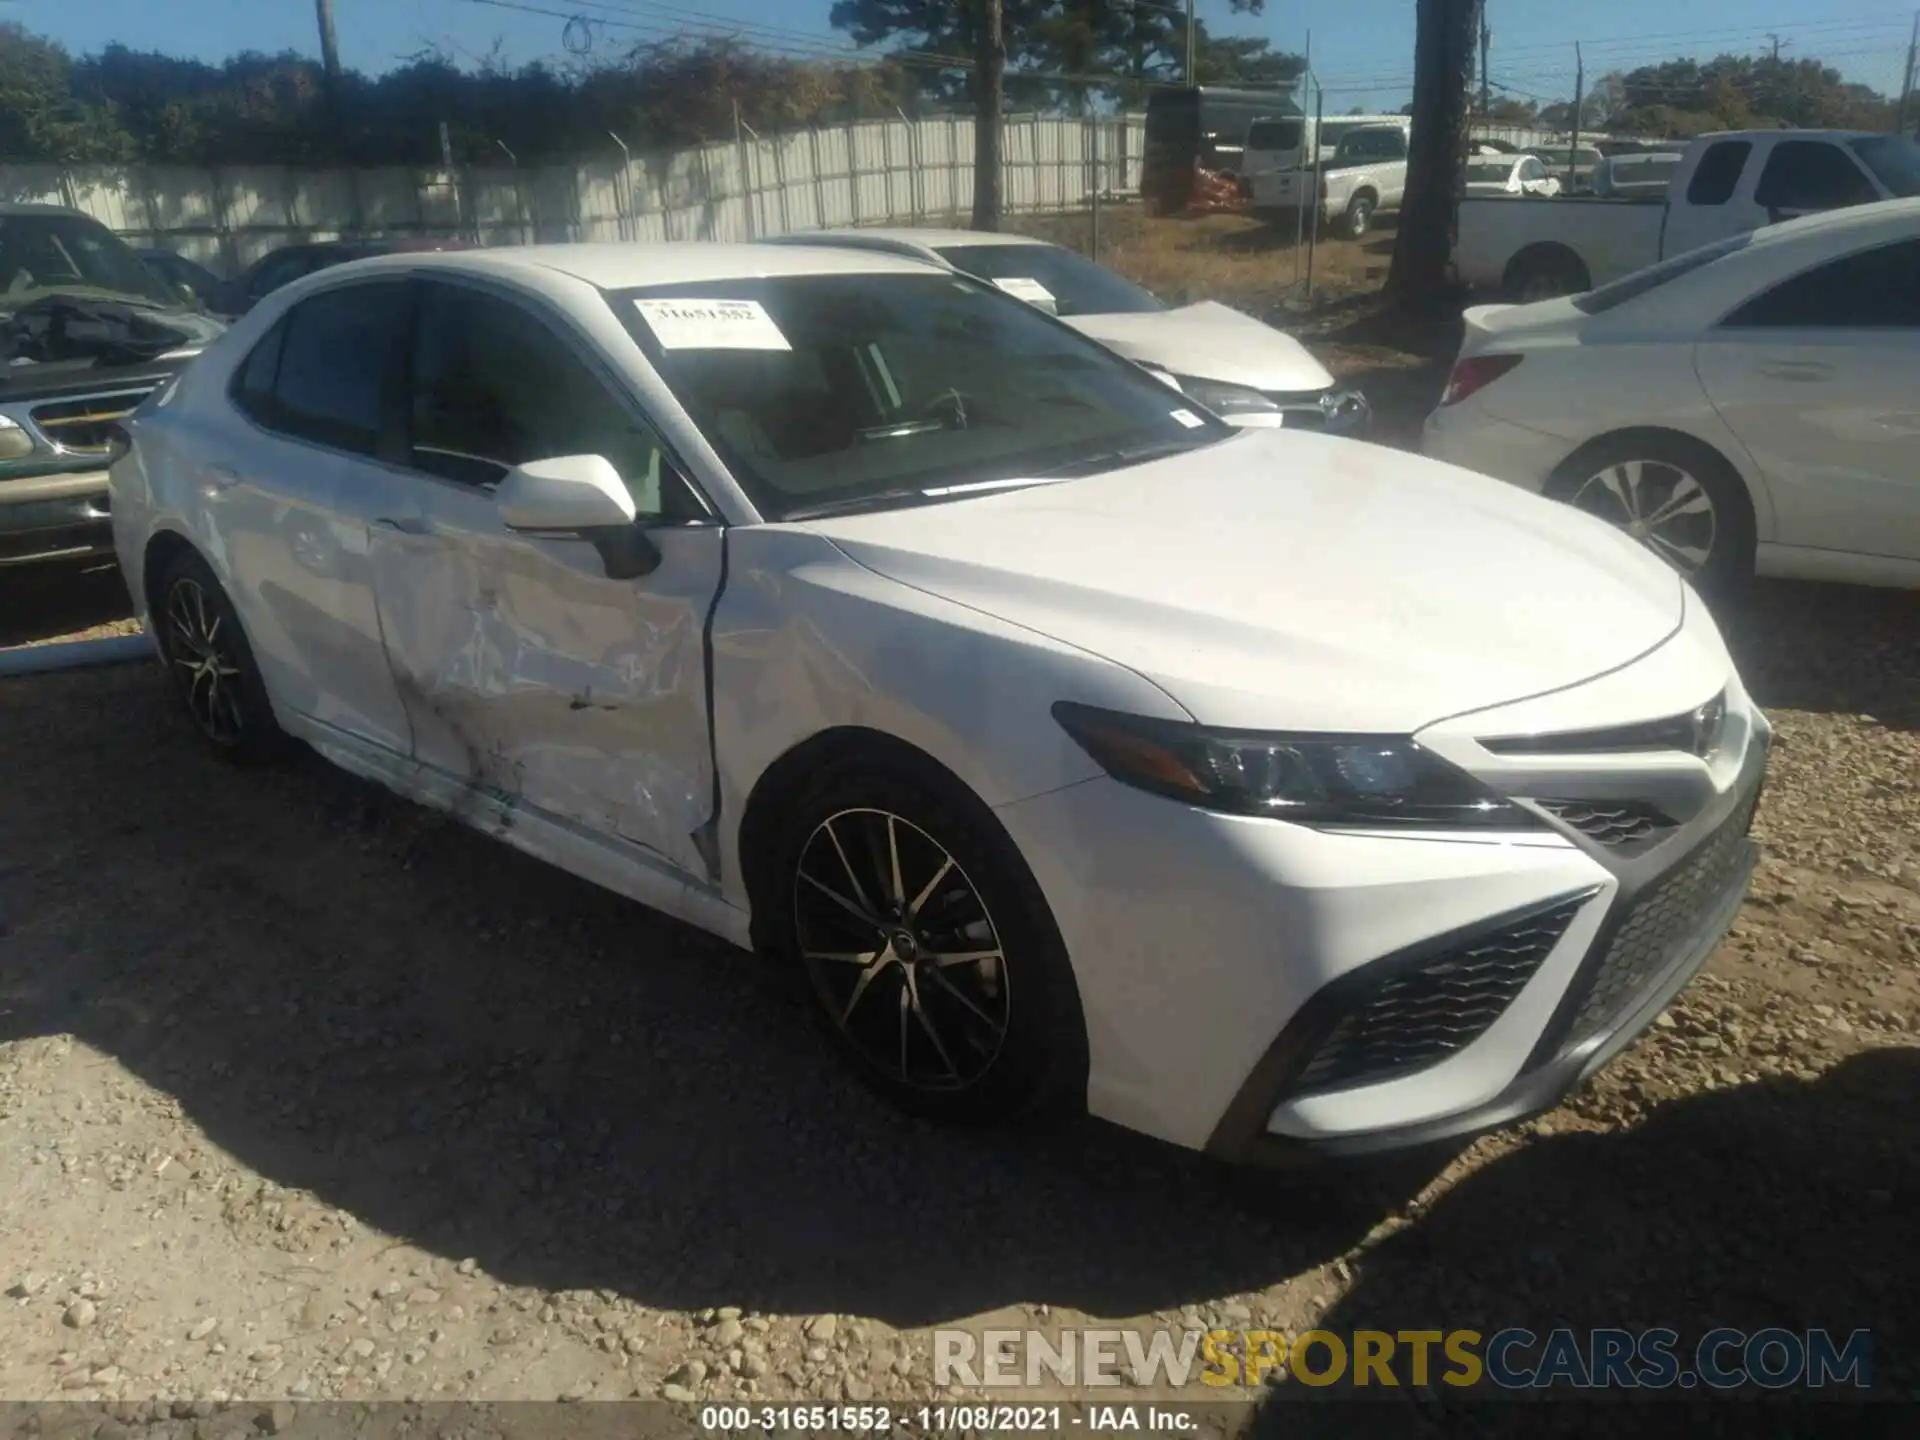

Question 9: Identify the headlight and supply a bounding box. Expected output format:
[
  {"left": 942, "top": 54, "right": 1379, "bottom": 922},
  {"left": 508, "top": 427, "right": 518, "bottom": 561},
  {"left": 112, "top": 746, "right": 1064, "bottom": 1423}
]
[
  {"left": 1052, "top": 702, "right": 1542, "bottom": 829},
  {"left": 1167, "top": 374, "right": 1282, "bottom": 417},
  {"left": 0, "top": 414, "right": 37, "bottom": 462}
]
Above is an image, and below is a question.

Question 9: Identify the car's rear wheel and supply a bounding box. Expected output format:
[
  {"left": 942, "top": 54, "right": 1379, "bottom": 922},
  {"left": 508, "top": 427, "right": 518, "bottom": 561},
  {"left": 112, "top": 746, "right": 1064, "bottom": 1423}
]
[
  {"left": 153, "top": 549, "right": 288, "bottom": 762},
  {"left": 1340, "top": 194, "right": 1376, "bottom": 240},
  {"left": 765, "top": 757, "right": 1086, "bottom": 1125},
  {"left": 1504, "top": 246, "right": 1590, "bottom": 303},
  {"left": 1546, "top": 431, "right": 1755, "bottom": 594}
]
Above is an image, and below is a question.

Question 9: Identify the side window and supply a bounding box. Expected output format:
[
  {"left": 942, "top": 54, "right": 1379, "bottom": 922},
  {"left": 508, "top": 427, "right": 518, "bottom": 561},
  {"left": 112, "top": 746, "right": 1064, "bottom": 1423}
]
[
  {"left": 1723, "top": 240, "right": 1920, "bottom": 329},
  {"left": 1686, "top": 141, "right": 1752, "bottom": 206},
  {"left": 1753, "top": 141, "right": 1879, "bottom": 212},
  {"left": 1522, "top": 159, "right": 1545, "bottom": 182},
  {"left": 269, "top": 282, "right": 409, "bottom": 455},
  {"left": 408, "top": 281, "right": 684, "bottom": 515},
  {"left": 231, "top": 318, "right": 287, "bottom": 426}
]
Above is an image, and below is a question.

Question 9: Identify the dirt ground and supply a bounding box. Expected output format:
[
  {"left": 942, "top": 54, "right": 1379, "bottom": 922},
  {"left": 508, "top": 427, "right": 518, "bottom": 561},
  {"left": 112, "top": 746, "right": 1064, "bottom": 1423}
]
[{"left": 1, "top": 214, "right": 1917, "bottom": 1424}]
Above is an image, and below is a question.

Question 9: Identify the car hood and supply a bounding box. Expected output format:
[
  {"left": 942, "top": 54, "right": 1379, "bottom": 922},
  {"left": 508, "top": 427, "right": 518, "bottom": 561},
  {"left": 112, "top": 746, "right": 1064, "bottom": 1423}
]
[
  {"left": 1063, "top": 302, "right": 1335, "bottom": 394},
  {"left": 799, "top": 430, "right": 1685, "bottom": 733}
]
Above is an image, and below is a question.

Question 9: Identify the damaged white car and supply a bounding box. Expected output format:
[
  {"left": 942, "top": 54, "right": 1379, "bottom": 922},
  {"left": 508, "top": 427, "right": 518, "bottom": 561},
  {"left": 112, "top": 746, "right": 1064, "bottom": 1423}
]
[{"left": 112, "top": 245, "right": 1766, "bottom": 1162}]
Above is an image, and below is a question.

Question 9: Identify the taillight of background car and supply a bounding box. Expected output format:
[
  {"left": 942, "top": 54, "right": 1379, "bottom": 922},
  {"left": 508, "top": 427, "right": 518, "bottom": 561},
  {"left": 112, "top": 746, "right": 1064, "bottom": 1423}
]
[{"left": 1439, "top": 354, "right": 1523, "bottom": 407}]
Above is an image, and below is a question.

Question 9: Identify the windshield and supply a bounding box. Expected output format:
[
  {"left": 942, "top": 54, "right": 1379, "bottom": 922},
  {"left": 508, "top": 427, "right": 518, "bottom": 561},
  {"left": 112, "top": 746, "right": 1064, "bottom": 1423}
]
[
  {"left": 1850, "top": 135, "right": 1920, "bottom": 197},
  {"left": 933, "top": 243, "right": 1162, "bottom": 318},
  {"left": 1466, "top": 162, "right": 1514, "bottom": 183},
  {"left": 615, "top": 273, "right": 1228, "bottom": 521},
  {"left": 1573, "top": 231, "right": 1755, "bottom": 315},
  {"left": 0, "top": 213, "right": 179, "bottom": 309}
]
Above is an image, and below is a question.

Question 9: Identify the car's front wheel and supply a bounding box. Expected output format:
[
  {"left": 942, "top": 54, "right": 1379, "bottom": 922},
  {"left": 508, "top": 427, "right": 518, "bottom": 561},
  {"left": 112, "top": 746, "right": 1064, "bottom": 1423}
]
[
  {"left": 152, "top": 548, "right": 288, "bottom": 762},
  {"left": 765, "top": 756, "right": 1086, "bottom": 1125},
  {"left": 1546, "top": 431, "right": 1755, "bottom": 594}
]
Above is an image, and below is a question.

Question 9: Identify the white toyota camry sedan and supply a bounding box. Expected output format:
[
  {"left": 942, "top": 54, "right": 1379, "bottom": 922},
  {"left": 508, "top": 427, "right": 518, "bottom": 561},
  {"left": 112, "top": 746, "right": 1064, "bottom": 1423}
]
[{"left": 111, "top": 243, "right": 1769, "bottom": 1163}]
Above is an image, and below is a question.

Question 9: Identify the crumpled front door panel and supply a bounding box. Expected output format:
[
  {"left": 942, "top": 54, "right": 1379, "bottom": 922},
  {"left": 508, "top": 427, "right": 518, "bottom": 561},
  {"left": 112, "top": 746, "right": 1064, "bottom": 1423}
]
[{"left": 370, "top": 491, "right": 722, "bottom": 881}]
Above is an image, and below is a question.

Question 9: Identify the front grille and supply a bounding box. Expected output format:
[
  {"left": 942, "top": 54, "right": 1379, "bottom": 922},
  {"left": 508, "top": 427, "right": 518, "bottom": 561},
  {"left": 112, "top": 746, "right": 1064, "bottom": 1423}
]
[
  {"left": 1292, "top": 898, "right": 1585, "bottom": 1096},
  {"left": 29, "top": 389, "right": 155, "bottom": 455},
  {"left": 1563, "top": 783, "right": 1761, "bottom": 1049},
  {"left": 1482, "top": 692, "right": 1727, "bottom": 759},
  {"left": 1537, "top": 799, "right": 1677, "bottom": 851}
]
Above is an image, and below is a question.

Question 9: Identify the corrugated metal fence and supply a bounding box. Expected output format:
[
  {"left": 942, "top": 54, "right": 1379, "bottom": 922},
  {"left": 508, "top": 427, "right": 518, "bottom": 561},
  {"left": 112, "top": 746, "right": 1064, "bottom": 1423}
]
[{"left": 0, "top": 113, "right": 1145, "bottom": 278}]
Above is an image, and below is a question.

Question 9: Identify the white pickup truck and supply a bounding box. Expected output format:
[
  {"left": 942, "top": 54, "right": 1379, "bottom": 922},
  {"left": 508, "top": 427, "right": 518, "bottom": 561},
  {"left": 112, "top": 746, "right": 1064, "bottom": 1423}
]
[
  {"left": 1455, "top": 128, "right": 1920, "bottom": 300},
  {"left": 1248, "top": 121, "right": 1411, "bottom": 239}
]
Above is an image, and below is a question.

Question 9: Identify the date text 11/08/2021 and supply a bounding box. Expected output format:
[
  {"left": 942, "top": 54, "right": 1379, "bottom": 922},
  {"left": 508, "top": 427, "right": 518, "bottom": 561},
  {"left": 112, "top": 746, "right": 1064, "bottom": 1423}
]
[{"left": 699, "top": 1407, "right": 1191, "bottom": 1433}]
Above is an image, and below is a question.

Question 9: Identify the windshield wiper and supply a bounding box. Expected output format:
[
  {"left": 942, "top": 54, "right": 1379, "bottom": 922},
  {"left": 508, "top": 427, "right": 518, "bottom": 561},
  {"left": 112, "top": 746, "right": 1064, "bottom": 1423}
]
[
  {"left": 1030, "top": 436, "right": 1215, "bottom": 480},
  {"left": 780, "top": 475, "right": 1066, "bottom": 522},
  {"left": 780, "top": 487, "right": 947, "bottom": 521}
]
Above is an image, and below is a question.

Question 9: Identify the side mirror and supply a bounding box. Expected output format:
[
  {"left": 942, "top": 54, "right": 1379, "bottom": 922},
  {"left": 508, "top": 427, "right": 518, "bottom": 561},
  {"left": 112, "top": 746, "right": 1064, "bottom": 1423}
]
[{"left": 497, "top": 454, "right": 660, "bottom": 579}]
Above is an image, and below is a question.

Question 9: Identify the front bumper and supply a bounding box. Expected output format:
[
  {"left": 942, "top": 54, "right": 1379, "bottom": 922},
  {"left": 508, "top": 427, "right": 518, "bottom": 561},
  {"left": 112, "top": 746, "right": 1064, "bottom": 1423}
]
[
  {"left": 1225, "top": 387, "right": 1373, "bottom": 436},
  {"left": 0, "top": 470, "right": 113, "bottom": 566},
  {"left": 1213, "top": 724, "right": 1765, "bottom": 1163},
  {"left": 996, "top": 637, "right": 1767, "bottom": 1161}
]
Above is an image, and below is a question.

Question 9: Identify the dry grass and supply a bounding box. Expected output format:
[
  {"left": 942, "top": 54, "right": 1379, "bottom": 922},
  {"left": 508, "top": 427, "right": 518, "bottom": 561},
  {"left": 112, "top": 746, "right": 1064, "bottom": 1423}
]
[{"left": 1009, "top": 204, "right": 1390, "bottom": 318}]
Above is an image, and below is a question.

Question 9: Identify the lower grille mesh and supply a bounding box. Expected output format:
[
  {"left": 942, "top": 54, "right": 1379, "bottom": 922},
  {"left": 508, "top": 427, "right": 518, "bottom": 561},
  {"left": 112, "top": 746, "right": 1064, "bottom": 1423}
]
[
  {"left": 1565, "top": 785, "right": 1761, "bottom": 1048},
  {"left": 1292, "top": 899, "right": 1585, "bottom": 1097},
  {"left": 1538, "top": 799, "right": 1677, "bottom": 851}
]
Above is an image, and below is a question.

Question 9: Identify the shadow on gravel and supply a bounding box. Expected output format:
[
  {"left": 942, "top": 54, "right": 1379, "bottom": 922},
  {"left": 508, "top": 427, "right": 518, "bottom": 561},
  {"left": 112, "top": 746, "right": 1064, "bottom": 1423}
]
[
  {"left": 0, "top": 562, "right": 136, "bottom": 648},
  {"left": 1716, "top": 580, "right": 1920, "bottom": 732},
  {"left": 0, "top": 667, "right": 1404, "bottom": 1329},
  {"left": 1245, "top": 1047, "right": 1919, "bottom": 1434}
]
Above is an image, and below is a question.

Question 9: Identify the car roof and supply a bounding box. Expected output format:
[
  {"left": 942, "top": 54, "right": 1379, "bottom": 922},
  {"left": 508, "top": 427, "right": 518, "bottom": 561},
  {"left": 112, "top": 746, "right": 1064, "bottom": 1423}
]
[
  {"left": 767, "top": 227, "right": 1052, "bottom": 252},
  {"left": 0, "top": 203, "right": 95, "bottom": 217},
  {"left": 1739, "top": 194, "right": 1920, "bottom": 248},
  {"left": 318, "top": 241, "right": 954, "bottom": 289},
  {"left": 1694, "top": 128, "right": 1880, "bottom": 141}
]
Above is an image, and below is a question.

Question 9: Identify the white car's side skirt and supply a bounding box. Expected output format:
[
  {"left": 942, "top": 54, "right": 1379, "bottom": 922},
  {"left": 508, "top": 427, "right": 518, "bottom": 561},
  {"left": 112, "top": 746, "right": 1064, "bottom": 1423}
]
[
  {"left": 283, "top": 714, "right": 754, "bottom": 952},
  {"left": 1756, "top": 542, "right": 1920, "bottom": 590}
]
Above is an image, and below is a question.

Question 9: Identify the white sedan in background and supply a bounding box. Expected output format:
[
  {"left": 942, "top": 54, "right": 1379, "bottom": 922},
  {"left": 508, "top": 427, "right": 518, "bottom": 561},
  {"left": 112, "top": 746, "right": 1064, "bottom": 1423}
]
[
  {"left": 1464, "top": 155, "right": 1563, "bottom": 199},
  {"left": 113, "top": 243, "right": 1765, "bottom": 1164},
  {"left": 762, "top": 227, "right": 1371, "bottom": 434},
  {"left": 1425, "top": 199, "right": 1920, "bottom": 591}
]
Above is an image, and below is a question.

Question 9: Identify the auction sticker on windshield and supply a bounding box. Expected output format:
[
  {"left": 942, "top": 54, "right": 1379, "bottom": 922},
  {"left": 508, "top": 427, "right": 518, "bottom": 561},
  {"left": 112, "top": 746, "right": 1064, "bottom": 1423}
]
[
  {"left": 633, "top": 298, "right": 791, "bottom": 350},
  {"left": 990, "top": 277, "right": 1056, "bottom": 308}
]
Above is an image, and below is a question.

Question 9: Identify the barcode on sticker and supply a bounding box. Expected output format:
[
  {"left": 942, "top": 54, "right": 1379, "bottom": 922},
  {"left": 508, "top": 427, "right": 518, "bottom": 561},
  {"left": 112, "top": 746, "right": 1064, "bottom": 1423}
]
[{"left": 633, "top": 299, "right": 791, "bottom": 351}]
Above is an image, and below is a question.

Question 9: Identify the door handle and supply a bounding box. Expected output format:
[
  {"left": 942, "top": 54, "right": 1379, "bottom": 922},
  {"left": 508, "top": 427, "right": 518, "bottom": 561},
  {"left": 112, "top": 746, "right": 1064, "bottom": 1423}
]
[{"left": 374, "top": 516, "right": 431, "bottom": 535}]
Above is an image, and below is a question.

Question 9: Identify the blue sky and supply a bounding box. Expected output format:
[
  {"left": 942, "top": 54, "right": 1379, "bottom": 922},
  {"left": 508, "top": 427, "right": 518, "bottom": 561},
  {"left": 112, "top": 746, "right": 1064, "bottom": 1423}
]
[{"left": 22, "top": 0, "right": 1918, "bottom": 112}]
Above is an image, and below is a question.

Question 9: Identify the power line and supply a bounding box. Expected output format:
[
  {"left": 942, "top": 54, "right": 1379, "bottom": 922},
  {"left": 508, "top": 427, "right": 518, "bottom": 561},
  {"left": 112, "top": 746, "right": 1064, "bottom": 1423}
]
[{"left": 459, "top": 0, "right": 1207, "bottom": 92}]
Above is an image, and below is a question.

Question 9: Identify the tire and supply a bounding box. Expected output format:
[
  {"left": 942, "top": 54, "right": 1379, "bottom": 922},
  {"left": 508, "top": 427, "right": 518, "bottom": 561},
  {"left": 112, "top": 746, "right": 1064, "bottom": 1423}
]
[
  {"left": 1545, "top": 431, "right": 1756, "bottom": 595},
  {"left": 1504, "top": 246, "right": 1590, "bottom": 303},
  {"left": 761, "top": 753, "right": 1087, "bottom": 1126},
  {"left": 1340, "top": 194, "right": 1376, "bottom": 240},
  {"left": 151, "top": 548, "right": 290, "bottom": 762}
]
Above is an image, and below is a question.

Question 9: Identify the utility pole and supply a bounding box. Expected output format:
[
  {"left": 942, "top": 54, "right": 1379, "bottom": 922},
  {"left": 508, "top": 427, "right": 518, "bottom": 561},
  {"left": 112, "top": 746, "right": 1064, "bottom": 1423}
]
[
  {"left": 1570, "top": 42, "right": 1584, "bottom": 181},
  {"left": 1766, "top": 33, "right": 1786, "bottom": 63},
  {"left": 1901, "top": 13, "right": 1918, "bottom": 135},
  {"left": 1186, "top": 0, "right": 1197, "bottom": 85},
  {"left": 1479, "top": 8, "right": 1491, "bottom": 118},
  {"left": 315, "top": 0, "right": 342, "bottom": 81},
  {"left": 972, "top": 0, "right": 1005, "bottom": 231}
]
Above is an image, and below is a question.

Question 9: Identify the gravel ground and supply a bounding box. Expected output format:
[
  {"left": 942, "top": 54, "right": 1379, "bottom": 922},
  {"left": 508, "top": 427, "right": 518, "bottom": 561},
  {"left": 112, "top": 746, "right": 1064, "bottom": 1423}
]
[{"left": 1, "top": 293, "right": 1916, "bottom": 1423}]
